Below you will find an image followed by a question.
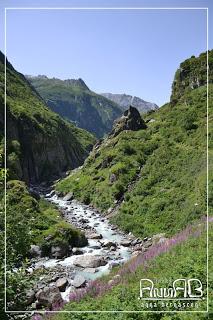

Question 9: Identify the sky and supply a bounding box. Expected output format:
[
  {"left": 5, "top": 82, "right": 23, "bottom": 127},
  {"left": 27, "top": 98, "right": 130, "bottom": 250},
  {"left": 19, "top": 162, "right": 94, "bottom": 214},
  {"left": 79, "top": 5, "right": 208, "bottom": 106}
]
[{"left": 0, "top": 0, "right": 212, "bottom": 106}]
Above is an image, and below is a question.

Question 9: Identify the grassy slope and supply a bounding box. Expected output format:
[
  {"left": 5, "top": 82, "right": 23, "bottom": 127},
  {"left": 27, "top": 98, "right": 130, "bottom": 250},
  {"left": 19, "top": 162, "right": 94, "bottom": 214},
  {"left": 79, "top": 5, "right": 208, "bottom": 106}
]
[
  {"left": 54, "top": 223, "right": 211, "bottom": 319},
  {"left": 56, "top": 83, "right": 211, "bottom": 238},
  {"left": 27, "top": 76, "right": 122, "bottom": 138},
  {"left": 4, "top": 180, "right": 87, "bottom": 264}
]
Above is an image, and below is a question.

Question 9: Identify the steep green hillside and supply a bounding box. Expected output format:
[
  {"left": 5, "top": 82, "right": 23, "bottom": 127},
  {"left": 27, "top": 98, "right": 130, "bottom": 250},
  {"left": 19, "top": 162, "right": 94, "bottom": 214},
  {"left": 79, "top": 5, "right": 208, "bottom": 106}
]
[
  {"left": 56, "top": 50, "right": 212, "bottom": 238},
  {"left": 54, "top": 222, "right": 211, "bottom": 318},
  {"left": 27, "top": 75, "right": 122, "bottom": 138},
  {"left": 0, "top": 178, "right": 88, "bottom": 313},
  {"left": 0, "top": 52, "right": 95, "bottom": 183},
  {"left": 171, "top": 50, "right": 213, "bottom": 104}
]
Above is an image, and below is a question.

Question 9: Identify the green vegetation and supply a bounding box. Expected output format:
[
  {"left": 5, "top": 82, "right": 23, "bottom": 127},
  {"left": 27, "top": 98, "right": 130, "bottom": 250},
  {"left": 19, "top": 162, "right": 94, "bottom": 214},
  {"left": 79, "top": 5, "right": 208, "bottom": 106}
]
[
  {"left": 54, "top": 223, "right": 211, "bottom": 319},
  {"left": 171, "top": 50, "right": 213, "bottom": 104},
  {"left": 27, "top": 76, "right": 122, "bottom": 138},
  {"left": 113, "top": 85, "right": 211, "bottom": 237},
  {"left": 56, "top": 128, "right": 151, "bottom": 209},
  {"left": 0, "top": 178, "right": 87, "bottom": 313},
  {"left": 5, "top": 180, "right": 87, "bottom": 263},
  {"left": 56, "top": 51, "right": 212, "bottom": 238},
  {"left": 0, "top": 51, "right": 95, "bottom": 183}
]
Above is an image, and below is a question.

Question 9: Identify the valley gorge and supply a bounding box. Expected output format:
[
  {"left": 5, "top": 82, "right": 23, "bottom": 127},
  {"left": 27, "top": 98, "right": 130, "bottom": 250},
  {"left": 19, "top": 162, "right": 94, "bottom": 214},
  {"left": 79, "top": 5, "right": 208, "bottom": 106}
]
[{"left": 0, "top": 49, "right": 212, "bottom": 319}]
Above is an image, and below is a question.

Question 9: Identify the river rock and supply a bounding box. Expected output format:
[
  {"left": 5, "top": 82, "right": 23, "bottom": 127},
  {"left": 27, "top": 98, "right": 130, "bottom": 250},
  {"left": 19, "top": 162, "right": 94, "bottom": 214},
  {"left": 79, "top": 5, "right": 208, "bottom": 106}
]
[
  {"left": 109, "top": 173, "right": 117, "bottom": 184},
  {"left": 79, "top": 218, "right": 89, "bottom": 224},
  {"left": 46, "top": 190, "right": 55, "bottom": 198},
  {"left": 51, "top": 245, "right": 68, "bottom": 258},
  {"left": 84, "top": 268, "right": 97, "bottom": 273},
  {"left": 131, "top": 238, "right": 142, "bottom": 246},
  {"left": 90, "top": 245, "right": 101, "bottom": 249},
  {"left": 143, "top": 241, "right": 152, "bottom": 248},
  {"left": 25, "top": 289, "right": 35, "bottom": 305},
  {"left": 73, "top": 255, "right": 107, "bottom": 268},
  {"left": 36, "top": 286, "right": 63, "bottom": 309},
  {"left": 29, "top": 245, "right": 41, "bottom": 258},
  {"left": 120, "top": 240, "right": 132, "bottom": 247},
  {"left": 72, "top": 275, "right": 86, "bottom": 288},
  {"left": 132, "top": 250, "right": 141, "bottom": 257},
  {"left": 63, "top": 192, "right": 74, "bottom": 201},
  {"left": 72, "top": 248, "right": 84, "bottom": 255},
  {"left": 56, "top": 278, "right": 68, "bottom": 292},
  {"left": 88, "top": 232, "right": 103, "bottom": 239},
  {"left": 101, "top": 240, "right": 116, "bottom": 248}
]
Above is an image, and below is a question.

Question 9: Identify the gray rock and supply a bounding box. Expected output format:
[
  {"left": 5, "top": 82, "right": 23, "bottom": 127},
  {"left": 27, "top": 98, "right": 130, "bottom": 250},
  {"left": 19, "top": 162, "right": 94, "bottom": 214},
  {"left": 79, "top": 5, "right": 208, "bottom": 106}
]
[
  {"left": 84, "top": 268, "right": 97, "bottom": 273},
  {"left": 109, "top": 173, "right": 117, "bottom": 184},
  {"left": 56, "top": 278, "right": 68, "bottom": 292},
  {"left": 25, "top": 289, "right": 35, "bottom": 305},
  {"left": 90, "top": 245, "right": 101, "bottom": 249},
  {"left": 74, "top": 255, "right": 107, "bottom": 268},
  {"left": 63, "top": 192, "right": 74, "bottom": 201},
  {"left": 143, "top": 241, "right": 152, "bottom": 249},
  {"left": 29, "top": 245, "right": 41, "bottom": 258},
  {"left": 109, "top": 106, "right": 147, "bottom": 137},
  {"left": 101, "top": 240, "right": 116, "bottom": 248},
  {"left": 36, "top": 286, "right": 63, "bottom": 309},
  {"left": 88, "top": 232, "right": 103, "bottom": 239},
  {"left": 120, "top": 240, "right": 131, "bottom": 247},
  {"left": 72, "top": 275, "right": 86, "bottom": 288},
  {"left": 51, "top": 245, "right": 68, "bottom": 258},
  {"left": 72, "top": 248, "right": 84, "bottom": 255}
]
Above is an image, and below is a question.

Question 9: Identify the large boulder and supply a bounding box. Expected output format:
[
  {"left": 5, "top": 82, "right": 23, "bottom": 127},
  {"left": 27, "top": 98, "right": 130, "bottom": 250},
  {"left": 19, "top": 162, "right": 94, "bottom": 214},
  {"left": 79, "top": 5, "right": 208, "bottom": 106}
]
[
  {"left": 36, "top": 286, "right": 63, "bottom": 309},
  {"left": 56, "top": 278, "right": 68, "bottom": 292},
  {"left": 72, "top": 275, "right": 86, "bottom": 288},
  {"left": 29, "top": 245, "right": 41, "bottom": 258},
  {"left": 73, "top": 255, "right": 107, "bottom": 268},
  {"left": 110, "top": 106, "right": 147, "bottom": 137},
  {"left": 101, "top": 240, "right": 117, "bottom": 248},
  {"left": 63, "top": 192, "right": 74, "bottom": 201},
  {"left": 88, "top": 232, "right": 103, "bottom": 239},
  {"left": 51, "top": 245, "right": 68, "bottom": 259},
  {"left": 120, "top": 239, "right": 132, "bottom": 247},
  {"left": 25, "top": 289, "right": 36, "bottom": 305}
]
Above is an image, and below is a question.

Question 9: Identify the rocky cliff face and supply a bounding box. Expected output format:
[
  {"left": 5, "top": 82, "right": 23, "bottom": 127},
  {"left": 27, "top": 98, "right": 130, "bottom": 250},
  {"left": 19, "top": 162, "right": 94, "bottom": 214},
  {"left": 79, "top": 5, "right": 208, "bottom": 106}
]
[
  {"left": 170, "top": 50, "right": 213, "bottom": 104},
  {"left": 26, "top": 76, "right": 123, "bottom": 138},
  {"left": 101, "top": 93, "right": 158, "bottom": 113},
  {"left": 0, "top": 52, "right": 95, "bottom": 183}
]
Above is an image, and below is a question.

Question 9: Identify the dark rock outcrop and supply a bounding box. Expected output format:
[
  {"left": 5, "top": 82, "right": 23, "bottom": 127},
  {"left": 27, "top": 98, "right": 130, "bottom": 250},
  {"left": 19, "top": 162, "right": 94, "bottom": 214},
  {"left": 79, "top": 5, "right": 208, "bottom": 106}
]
[{"left": 110, "top": 106, "right": 147, "bottom": 137}]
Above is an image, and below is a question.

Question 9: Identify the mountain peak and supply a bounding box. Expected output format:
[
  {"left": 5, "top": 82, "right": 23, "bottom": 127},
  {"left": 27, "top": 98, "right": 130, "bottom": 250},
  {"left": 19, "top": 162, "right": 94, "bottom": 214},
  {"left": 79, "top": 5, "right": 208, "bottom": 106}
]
[
  {"left": 101, "top": 93, "right": 158, "bottom": 113},
  {"left": 64, "top": 78, "right": 89, "bottom": 90}
]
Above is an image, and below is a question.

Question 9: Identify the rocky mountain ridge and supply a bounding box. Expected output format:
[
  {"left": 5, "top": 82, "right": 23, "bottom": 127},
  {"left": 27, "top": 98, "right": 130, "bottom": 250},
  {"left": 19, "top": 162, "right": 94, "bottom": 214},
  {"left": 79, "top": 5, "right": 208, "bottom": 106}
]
[
  {"left": 26, "top": 75, "right": 123, "bottom": 138},
  {"left": 101, "top": 92, "right": 158, "bottom": 113}
]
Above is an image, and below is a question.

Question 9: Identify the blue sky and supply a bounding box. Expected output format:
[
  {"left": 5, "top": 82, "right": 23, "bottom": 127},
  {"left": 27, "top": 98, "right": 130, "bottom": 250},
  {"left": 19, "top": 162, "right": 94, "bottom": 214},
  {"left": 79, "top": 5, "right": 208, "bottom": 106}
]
[{"left": 0, "top": 0, "right": 212, "bottom": 106}]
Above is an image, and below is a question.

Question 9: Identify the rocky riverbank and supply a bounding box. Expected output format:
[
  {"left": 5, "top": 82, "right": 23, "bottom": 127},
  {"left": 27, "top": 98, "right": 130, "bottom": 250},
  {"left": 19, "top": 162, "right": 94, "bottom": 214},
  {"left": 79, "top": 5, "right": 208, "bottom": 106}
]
[{"left": 24, "top": 188, "right": 166, "bottom": 311}]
